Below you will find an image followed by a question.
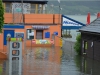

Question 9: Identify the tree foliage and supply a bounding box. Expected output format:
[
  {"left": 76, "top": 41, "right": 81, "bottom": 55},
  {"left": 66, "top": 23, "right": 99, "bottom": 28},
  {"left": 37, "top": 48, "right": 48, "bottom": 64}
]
[
  {"left": 0, "top": 0, "right": 4, "bottom": 33},
  {"left": 74, "top": 33, "right": 81, "bottom": 55}
]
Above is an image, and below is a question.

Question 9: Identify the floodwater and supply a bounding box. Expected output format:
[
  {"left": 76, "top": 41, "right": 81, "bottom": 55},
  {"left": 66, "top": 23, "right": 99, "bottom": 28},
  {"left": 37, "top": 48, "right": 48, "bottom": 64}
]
[{"left": 0, "top": 46, "right": 100, "bottom": 75}]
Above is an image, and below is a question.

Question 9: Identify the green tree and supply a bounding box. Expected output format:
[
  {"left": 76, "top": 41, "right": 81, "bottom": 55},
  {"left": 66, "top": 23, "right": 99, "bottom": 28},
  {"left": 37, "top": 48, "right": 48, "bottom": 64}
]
[
  {"left": 74, "top": 33, "right": 81, "bottom": 55},
  {"left": 0, "top": 0, "right": 4, "bottom": 33}
]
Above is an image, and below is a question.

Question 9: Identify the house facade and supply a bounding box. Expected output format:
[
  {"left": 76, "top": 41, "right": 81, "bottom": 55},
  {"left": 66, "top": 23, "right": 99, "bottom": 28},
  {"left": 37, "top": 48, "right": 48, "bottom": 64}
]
[
  {"left": 0, "top": 0, "right": 62, "bottom": 53},
  {"left": 79, "top": 18, "right": 100, "bottom": 61}
]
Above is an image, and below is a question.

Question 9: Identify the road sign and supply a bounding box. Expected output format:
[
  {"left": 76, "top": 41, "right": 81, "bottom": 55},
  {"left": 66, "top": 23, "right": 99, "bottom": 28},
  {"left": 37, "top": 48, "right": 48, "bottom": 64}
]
[
  {"left": 32, "top": 40, "right": 36, "bottom": 44},
  {"left": 50, "top": 40, "right": 54, "bottom": 44}
]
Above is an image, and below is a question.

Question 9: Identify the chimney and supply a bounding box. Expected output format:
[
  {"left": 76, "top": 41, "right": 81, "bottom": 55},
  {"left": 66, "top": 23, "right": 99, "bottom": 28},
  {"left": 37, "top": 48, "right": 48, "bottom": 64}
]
[
  {"left": 87, "top": 12, "right": 90, "bottom": 25},
  {"left": 97, "top": 12, "right": 100, "bottom": 18}
]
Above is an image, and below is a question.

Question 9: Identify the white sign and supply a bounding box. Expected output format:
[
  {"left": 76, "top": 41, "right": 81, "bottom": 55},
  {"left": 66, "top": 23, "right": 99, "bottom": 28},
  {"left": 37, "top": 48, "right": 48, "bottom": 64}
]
[{"left": 63, "top": 17, "right": 82, "bottom": 26}]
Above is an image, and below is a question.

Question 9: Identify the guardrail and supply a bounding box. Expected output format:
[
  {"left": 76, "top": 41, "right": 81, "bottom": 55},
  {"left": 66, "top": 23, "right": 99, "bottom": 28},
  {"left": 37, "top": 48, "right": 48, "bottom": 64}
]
[{"left": 4, "top": 7, "right": 60, "bottom": 14}]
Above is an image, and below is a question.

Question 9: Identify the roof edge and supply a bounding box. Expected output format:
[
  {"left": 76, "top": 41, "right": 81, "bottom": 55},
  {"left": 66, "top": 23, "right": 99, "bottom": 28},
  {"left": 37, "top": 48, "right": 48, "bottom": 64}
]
[
  {"left": 88, "top": 17, "right": 98, "bottom": 25},
  {"left": 3, "top": 0, "right": 48, "bottom": 3}
]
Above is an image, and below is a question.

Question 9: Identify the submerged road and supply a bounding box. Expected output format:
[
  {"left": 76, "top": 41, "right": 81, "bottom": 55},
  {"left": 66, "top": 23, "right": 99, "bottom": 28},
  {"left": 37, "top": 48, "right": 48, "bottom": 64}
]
[{"left": 0, "top": 45, "right": 100, "bottom": 75}]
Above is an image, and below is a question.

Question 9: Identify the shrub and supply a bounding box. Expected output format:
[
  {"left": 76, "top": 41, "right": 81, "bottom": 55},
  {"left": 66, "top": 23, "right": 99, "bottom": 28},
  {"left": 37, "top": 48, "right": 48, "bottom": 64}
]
[
  {"left": 74, "top": 33, "right": 81, "bottom": 55},
  {"left": 0, "top": 0, "right": 4, "bottom": 33}
]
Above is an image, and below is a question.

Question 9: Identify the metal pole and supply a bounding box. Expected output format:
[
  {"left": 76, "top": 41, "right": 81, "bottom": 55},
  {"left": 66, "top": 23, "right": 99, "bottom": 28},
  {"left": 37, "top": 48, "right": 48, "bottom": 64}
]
[
  {"left": 21, "top": 0, "right": 24, "bottom": 24},
  {"left": 13, "top": 8, "right": 14, "bottom": 24},
  {"left": 20, "top": 1, "right": 24, "bottom": 75},
  {"left": 59, "top": 5, "right": 60, "bottom": 23},
  {"left": 58, "top": 0, "right": 62, "bottom": 37},
  {"left": 59, "top": 3, "right": 60, "bottom": 24},
  {"left": 31, "top": 39, "right": 32, "bottom": 51}
]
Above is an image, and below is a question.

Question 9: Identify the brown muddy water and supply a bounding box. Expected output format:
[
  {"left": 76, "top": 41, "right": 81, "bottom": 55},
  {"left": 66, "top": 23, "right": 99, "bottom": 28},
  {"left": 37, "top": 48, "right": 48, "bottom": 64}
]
[{"left": 0, "top": 47, "right": 100, "bottom": 75}]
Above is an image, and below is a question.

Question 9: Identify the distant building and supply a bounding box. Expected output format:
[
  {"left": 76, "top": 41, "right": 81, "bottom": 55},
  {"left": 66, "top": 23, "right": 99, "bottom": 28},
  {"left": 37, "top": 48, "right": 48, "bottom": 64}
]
[{"left": 79, "top": 18, "right": 100, "bottom": 61}]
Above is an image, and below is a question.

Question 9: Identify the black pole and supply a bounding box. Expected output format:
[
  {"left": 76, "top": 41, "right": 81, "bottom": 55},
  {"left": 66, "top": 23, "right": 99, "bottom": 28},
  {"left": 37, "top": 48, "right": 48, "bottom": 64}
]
[
  {"left": 58, "top": 2, "right": 62, "bottom": 37},
  {"left": 31, "top": 39, "right": 32, "bottom": 51}
]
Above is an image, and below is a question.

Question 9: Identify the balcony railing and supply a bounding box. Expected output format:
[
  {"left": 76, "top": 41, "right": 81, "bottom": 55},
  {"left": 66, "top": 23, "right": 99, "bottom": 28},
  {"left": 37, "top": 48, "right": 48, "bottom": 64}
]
[
  {"left": 4, "top": 7, "right": 61, "bottom": 24},
  {"left": 5, "top": 8, "right": 48, "bottom": 14}
]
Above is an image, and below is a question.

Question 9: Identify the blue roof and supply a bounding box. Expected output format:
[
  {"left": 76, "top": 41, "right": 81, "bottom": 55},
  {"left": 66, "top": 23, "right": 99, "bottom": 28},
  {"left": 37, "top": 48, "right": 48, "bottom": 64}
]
[
  {"left": 62, "top": 15, "right": 86, "bottom": 29},
  {"left": 62, "top": 15, "right": 86, "bottom": 26}
]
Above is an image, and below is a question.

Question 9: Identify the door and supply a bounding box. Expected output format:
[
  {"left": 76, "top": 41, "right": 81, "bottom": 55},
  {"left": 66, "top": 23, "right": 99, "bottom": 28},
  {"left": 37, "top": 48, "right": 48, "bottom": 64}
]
[
  {"left": 36, "top": 30, "right": 43, "bottom": 39},
  {"left": 4, "top": 30, "right": 15, "bottom": 45},
  {"left": 86, "top": 41, "right": 94, "bottom": 59}
]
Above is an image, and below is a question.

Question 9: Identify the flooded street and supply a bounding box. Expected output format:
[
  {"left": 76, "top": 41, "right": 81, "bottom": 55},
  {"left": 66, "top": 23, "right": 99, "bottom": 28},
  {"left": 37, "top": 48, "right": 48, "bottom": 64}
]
[{"left": 0, "top": 46, "right": 100, "bottom": 75}]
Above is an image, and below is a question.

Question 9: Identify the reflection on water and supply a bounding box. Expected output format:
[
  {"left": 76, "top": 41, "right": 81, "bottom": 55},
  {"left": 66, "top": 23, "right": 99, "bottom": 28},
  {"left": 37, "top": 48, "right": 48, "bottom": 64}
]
[
  {"left": 74, "top": 55, "right": 100, "bottom": 75},
  {"left": 23, "top": 47, "right": 61, "bottom": 75},
  {"left": 0, "top": 47, "right": 100, "bottom": 75}
]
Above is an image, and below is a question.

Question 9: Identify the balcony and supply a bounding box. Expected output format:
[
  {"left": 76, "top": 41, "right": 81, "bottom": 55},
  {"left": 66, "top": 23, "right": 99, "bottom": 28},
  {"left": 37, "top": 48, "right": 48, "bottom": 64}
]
[
  {"left": 4, "top": 8, "right": 61, "bottom": 25},
  {"left": 5, "top": 8, "right": 48, "bottom": 14}
]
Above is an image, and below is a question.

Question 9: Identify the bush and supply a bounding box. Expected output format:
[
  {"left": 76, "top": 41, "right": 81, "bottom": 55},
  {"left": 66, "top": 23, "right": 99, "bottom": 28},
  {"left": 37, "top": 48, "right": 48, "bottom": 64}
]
[
  {"left": 74, "top": 33, "right": 81, "bottom": 55},
  {"left": 0, "top": 0, "right": 4, "bottom": 33}
]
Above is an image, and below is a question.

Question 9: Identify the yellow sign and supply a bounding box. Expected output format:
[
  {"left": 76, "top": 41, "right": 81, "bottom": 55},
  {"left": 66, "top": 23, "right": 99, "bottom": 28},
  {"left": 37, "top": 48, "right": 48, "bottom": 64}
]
[
  {"left": 60, "top": 39, "right": 63, "bottom": 47},
  {"left": 32, "top": 39, "right": 54, "bottom": 44}
]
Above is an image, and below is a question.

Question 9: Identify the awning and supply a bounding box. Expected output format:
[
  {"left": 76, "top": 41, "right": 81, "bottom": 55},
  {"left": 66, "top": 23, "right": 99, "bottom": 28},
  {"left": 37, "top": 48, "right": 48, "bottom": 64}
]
[{"left": 32, "top": 25, "right": 49, "bottom": 30}]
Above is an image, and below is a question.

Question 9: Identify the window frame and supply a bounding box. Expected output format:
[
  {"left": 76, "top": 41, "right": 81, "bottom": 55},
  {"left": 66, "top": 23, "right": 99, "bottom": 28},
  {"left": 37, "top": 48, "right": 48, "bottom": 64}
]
[
  {"left": 26, "top": 29, "right": 34, "bottom": 40},
  {"left": 15, "top": 32, "right": 24, "bottom": 38},
  {"left": 31, "top": 4, "right": 36, "bottom": 13},
  {"left": 5, "top": 2, "right": 12, "bottom": 13}
]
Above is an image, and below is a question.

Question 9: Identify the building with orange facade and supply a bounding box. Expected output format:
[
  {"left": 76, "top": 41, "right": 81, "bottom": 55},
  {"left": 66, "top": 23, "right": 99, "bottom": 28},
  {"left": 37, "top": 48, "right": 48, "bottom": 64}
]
[{"left": 0, "top": 0, "right": 62, "bottom": 54}]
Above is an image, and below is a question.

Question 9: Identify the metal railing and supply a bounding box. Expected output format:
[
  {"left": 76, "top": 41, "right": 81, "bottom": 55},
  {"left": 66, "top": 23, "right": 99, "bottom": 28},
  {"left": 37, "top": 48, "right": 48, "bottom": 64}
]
[{"left": 5, "top": 8, "right": 48, "bottom": 14}]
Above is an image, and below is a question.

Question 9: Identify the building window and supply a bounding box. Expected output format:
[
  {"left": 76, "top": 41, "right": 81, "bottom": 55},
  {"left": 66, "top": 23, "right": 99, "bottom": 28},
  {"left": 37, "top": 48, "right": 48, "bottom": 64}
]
[
  {"left": 38, "top": 4, "right": 42, "bottom": 13},
  {"left": 91, "top": 42, "right": 93, "bottom": 47},
  {"left": 15, "top": 32, "right": 24, "bottom": 38},
  {"left": 36, "top": 30, "right": 43, "bottom": 39},
  {"left": 12, "top": 3, "right": 31, "bottom": 14},
  {"left": 82, "top": 41, "right": 84, "bottom": 48},
  {"left": 27, "top": 29, "right": 34, "bottom": 40},
  {"left": 85, "top": 41, "right": 87, "bottom": 50},
  {"left": 31, "top": 4, "right": 36, "bottom": 13},
  {"left": 5, "top": 3, "right": 11, "bottom": 13}
]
